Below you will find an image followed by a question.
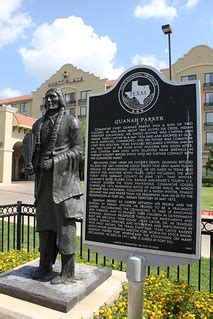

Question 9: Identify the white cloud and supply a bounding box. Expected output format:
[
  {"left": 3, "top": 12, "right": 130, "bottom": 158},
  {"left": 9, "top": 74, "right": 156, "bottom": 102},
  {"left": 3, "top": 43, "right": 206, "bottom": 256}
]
[
  {"left": 0, "top": 0, "right": 32, "bottom": 47},
  {"left": 134, "top": 0, "right": 177, "bottom": 21},
  {"left": 0, "top": 87, "right": 22, "bottom": 99},
  {"left": 131, "top": 53, "right": 167, "bottom": 70},
  {"left": 19, "top": 16, "right": 124, "bottom": 81},
  {"left": 185, "top": 0, "right": 200, "bottom": 9}
]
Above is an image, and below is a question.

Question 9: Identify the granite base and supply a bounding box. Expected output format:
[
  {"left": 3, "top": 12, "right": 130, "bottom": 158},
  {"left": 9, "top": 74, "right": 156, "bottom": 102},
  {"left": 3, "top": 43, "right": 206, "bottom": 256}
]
[{"left": 0, "top": 259, "right": 112, "bottom": 313}]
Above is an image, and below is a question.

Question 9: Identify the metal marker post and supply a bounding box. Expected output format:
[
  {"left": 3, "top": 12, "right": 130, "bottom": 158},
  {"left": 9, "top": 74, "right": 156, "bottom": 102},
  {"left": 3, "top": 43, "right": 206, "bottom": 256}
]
[
  {"left": 126, "top": 256, "right": 146, "bottom": 319},
  {"left": 16, "top": 201, "right": 22, "bottom": 250}
]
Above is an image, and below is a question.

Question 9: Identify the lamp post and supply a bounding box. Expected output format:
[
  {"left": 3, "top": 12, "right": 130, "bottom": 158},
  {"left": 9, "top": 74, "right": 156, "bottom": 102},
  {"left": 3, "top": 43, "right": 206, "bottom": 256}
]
[{"left": 162, "top": 24, "right": 172, "bottom": 80}]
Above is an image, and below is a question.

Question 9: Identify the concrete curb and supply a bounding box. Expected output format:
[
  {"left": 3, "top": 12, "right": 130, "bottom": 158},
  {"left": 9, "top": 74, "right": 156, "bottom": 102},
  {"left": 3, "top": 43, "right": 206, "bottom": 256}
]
[{"left": 0, "top": 269, "right": 126, "bottom": 319}]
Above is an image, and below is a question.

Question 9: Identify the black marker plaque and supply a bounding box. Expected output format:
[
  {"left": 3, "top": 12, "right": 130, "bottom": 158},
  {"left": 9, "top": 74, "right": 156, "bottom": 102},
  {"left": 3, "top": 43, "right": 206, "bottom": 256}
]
[{"left": 85, "top": 66, "right": 201, "bottom": 258}]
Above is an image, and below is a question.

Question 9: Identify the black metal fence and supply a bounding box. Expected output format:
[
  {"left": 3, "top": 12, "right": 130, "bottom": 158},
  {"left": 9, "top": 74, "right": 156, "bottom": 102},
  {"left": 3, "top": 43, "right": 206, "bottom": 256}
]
[{"left": 0, "top": 201, "right": 212, "bottom": 293}]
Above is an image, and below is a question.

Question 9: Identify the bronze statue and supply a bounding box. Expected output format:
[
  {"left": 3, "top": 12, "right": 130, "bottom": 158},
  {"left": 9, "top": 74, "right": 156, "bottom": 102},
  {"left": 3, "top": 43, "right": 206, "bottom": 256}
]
[{"left": 23, "top": 88, "right": 83, "bottom": 284}]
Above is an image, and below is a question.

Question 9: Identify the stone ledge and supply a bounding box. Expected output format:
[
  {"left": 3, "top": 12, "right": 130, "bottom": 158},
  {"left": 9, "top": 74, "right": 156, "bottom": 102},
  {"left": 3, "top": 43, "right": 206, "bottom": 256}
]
[
  {"left": 0, "top": 269, "right": 126, "bottom": 319},
  {"left": 0, "top": 259, "right": 112, "bottom": 313},
  {"left": 0, "top": 307, "right": 31, "bottom": 319}
]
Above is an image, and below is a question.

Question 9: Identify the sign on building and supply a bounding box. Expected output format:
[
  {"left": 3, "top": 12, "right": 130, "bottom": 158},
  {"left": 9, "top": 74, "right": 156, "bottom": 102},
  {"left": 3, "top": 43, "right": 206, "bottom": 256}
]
[{"left": 84, "top": 66, "right": 201, "bottom": 265}]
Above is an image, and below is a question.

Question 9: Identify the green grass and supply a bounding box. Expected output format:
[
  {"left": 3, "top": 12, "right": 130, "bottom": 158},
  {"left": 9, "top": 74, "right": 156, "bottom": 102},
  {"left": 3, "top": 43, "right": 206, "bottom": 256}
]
[
  {"left": 145, "top": 259, "right": 210, "bottom": 293},
  {"left": 202, "top": 186, "right": 213, "bottom": 211},
  {"left": 0, "top": 222, "right": 211, "bottom": 292},
  {"left": 0, "top": 187, "right": 212, "bottom": 293},
  {"left": 0, "top": 219, "right": 39, "bottom": 251},
  {"left": 77, "top": 241, "right": 211, "bottom": 293}
]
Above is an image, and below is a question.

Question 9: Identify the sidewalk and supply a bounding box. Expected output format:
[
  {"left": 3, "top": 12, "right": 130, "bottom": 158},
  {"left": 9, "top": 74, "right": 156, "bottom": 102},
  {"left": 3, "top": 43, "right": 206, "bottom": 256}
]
[
  {"left": 0, "top": 181, "right": 34, "bottom": 205},
  {"left": 0, "top": 268, "right": 126, "bottom": 319},
  {"left": 0, "top": 184, "right": 126, "bottom": 318},
  {"left": 0, "top": 181, "right": 211, "bottom": 257}
]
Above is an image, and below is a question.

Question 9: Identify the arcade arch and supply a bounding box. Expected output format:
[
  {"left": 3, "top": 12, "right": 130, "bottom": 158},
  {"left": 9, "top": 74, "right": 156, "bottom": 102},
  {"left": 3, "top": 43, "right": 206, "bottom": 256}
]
[{"left": 12, "top": 142, "right": 24, "bottom": 181}]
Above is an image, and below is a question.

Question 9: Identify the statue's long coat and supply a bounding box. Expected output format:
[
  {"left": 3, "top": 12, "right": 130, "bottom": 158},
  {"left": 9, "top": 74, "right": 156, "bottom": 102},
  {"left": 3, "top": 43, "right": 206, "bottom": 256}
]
[
  {"left": 32, "top": 114, "right": 83, "bottom": 208},
  {"left": 31, "top": 113, "right": 83, "bottom": 255}
]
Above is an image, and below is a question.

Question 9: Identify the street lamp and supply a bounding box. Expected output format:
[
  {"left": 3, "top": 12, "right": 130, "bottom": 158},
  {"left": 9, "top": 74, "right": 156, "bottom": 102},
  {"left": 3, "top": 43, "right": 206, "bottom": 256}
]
[{"left": 162, "top": 24, "right": 172, "bottom": 80}]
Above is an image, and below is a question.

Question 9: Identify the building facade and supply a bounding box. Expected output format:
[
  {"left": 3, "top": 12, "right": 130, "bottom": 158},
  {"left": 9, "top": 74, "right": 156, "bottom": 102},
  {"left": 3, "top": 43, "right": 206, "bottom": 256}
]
[
  {"left": 31, "top": 64, "right": 107, "bottom": 119},
  {"left": 0, "top": 94, "right": 33, "bottom": 117},
  {"left": 0, "top": 106, "right": 35, "bottom": 183},
  {"left": 0, "top": 46, "right": 213, "bottom": 183},
  {"left": 0, "top": 64, "right": 107, "bottom": 183},
  {"left": 161, "top": 45, "right": 213, "bottom": 174}
]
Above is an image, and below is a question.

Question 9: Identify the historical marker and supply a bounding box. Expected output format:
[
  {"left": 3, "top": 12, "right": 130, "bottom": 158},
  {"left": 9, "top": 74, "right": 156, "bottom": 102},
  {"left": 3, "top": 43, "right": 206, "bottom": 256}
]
[{"left": 84, "top": 66, "right": 201, "bottom": 265}]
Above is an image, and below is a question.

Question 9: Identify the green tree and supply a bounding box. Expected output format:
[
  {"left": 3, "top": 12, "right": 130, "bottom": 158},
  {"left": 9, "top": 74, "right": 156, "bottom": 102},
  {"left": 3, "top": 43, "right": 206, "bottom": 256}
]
[
  {"left": 79, "top": 120, "right": 86, "bottom": 180},
  {"left": 204, "top": 148, "right": 213, "bottom": 175},
  {"left": 81, "top": 119, "right": 86, "bottom": 148}
]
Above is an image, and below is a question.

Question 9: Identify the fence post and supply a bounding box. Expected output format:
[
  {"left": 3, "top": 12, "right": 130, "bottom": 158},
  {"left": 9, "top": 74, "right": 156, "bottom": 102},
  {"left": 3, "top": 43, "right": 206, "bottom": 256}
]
[
  {"left": 127, "top": 256, "right": 146, "bottom": 319},
  {"left": 210, "top": 233, "right": 213, "bottom": 293},
  {"left": 80, "top": 218, "right": 83, "bottom": 259},
  {"left": 17, "top": 201, "right": 22, "bottom": 250}
]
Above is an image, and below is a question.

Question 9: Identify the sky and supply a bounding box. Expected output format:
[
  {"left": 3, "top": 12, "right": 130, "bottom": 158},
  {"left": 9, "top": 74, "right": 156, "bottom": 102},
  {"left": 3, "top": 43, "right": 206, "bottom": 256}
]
[{"left": 0, "top": 0, "right": 212, "bottom": 99}]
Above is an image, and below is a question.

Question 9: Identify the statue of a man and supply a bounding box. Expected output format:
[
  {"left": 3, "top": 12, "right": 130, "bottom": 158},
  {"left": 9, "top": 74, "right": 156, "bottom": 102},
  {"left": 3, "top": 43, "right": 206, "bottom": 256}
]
[{"left": 23, "top": 88, "right": 83, "bottom": 284}]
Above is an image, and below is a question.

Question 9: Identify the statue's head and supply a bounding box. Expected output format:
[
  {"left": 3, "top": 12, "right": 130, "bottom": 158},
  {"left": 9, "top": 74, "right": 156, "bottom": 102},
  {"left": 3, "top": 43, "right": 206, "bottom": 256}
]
[{"left": 45, "top": 88, "right": 66, "bottom": 111}]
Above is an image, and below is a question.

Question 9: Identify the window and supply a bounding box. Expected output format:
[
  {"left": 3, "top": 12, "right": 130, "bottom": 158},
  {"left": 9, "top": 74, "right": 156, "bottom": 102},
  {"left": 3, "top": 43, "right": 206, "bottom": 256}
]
[
  {"left": 206, "top": 132, "right": 213, "bottom": 145},
  {"left": 64, "top": 92, "right": 76, "bottom": 104},
  {"left": 11, "top": 104, "right": 16, "bottom": 108},
  {"left": 20, "top": 102, "right": 28, "bottom": 113},
  {"left": 70, "top": 108, "right": 75, "bottom": 116},
  {"left": 204, "top": 73, "right": 213, "bottom": 86},
  {"left": 80, "top": 106, "right": 86, "bottom": 116},
  {"left": 65, "top": 108, "right": 75, "bottom": 116},
  {"left": 181, "top": 75, "right": 197, "bottom": 82},
  {"left": 205, "top": 92, "right": 213, "bottom": 106},
  {"left": 80, "top": 90, "right": 91, "bottom": 100},
  {"left": 206, "top": 113, "right": 213, "bottom": 125}
]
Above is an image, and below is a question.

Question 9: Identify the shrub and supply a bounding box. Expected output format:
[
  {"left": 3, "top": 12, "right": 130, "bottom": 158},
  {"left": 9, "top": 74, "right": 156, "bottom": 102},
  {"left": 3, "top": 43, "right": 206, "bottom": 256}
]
[
  {"left": 202, "top": 175, "right": 213, "bottom": 186},
  {"left": 94, "top": 275, "right": 213, "bottom": 318},
  {"left": 0, "top": 247, "right": 39, "bottom": 272}
]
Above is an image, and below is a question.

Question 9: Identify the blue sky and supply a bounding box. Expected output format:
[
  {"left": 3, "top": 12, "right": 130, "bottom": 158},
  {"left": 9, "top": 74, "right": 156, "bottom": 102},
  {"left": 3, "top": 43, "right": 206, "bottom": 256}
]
[{"left": 0, "top": 0, "right": 212, "bottom": 98}]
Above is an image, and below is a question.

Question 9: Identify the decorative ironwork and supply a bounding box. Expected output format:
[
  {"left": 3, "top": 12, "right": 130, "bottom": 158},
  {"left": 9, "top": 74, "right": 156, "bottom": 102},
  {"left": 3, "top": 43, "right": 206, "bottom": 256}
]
[
  {"left": 66, "top": 101, "right": 76, "bottom": 107},
  {"left": 78, "top": 99, "right": 87, "bottom": 106},
  {"left": 21, "top": 204, "right": 36, "bottom": 216},
  {"left": 0, "top": 204, "right": 212, "bottom": 292},
  {"left": 0, "top": 205, "right": 17, "bottom": 217},
  {"left": 201, "top": 218, "right": 213, "bottom": 234}
]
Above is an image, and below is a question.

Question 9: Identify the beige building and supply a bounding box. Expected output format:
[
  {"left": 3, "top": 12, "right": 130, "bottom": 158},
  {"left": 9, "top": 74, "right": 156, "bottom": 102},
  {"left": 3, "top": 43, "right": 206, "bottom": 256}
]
[
  {"left": 161, "top": 45, "right": 213, "bottom": 174},
  {"left": 31, "top": 64, "right": 107, "bottom": 119},
  {"left": 0, "top": 94, "right": 33, "bottom": 117},
  {"left": 0, "top": 64, "right": 107, "bottom": 183},
  {"left": 0, "top": 46, "right": 213, "bottom": 183},
  {"left": 0, "top": 106, "right": 35, "bottom": 183}
]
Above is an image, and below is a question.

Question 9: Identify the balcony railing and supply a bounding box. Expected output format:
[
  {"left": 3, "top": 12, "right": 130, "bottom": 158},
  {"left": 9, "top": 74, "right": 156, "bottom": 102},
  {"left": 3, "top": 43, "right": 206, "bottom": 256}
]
[
  {"left": 204, "top": 102, "right": 213, "bottom": 107},
  {"left": 78, "top": 99, "right": 87, "bottom": 106},
  {"left": 203, "top": 82, "right": 213, "bottom": 92},
  {"left": 204, "top": 82, "right": 213, "bottom": 87},
  {"left": 40, "top": 104, "right": 45, "bottom": 111},
  {"left": 205, "top": 122, "right": 213, "bottom": 128},
  {"left": 66, "top": 100, "right": 76, "bottom": 107},
  {"left": 78, "top": 114, "right": 86, "bottom": 119},
  {"left": 204, "top": 142, "right": 213, "bottom": 151}
]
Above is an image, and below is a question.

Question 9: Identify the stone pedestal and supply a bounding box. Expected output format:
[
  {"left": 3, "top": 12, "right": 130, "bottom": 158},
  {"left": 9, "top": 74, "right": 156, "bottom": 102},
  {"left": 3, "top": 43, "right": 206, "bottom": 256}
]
[{"left": 0, "top": 259, "right": 112, "bottom": 313}]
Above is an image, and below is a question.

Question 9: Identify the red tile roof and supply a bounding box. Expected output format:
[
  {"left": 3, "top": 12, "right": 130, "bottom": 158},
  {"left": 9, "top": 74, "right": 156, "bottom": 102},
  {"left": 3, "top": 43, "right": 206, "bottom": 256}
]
[
  {"left": 106, "top": 79, "right": 117, "bottom": 87},
  {"left": 13, "top": 113, "right": 36, "bottom": 129},
  {"left": 0, "top": 94, "right": 32, "bottom": 104}
]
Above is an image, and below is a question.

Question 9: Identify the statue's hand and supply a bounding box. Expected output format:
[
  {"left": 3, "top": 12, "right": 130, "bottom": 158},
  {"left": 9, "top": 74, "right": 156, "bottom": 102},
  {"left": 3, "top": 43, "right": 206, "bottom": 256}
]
[
  {"left": 40, "top": 159, "right": 53, "bottom": 170},
  {"left": 25, "top": 164, "right": 34, "bottom": 175}
]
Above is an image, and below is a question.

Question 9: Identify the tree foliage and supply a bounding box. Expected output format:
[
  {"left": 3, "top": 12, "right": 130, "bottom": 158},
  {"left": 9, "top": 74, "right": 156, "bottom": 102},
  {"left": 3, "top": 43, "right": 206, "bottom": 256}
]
[{"left": 204, "top": 148, "right": 213, "bottom": 175}]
